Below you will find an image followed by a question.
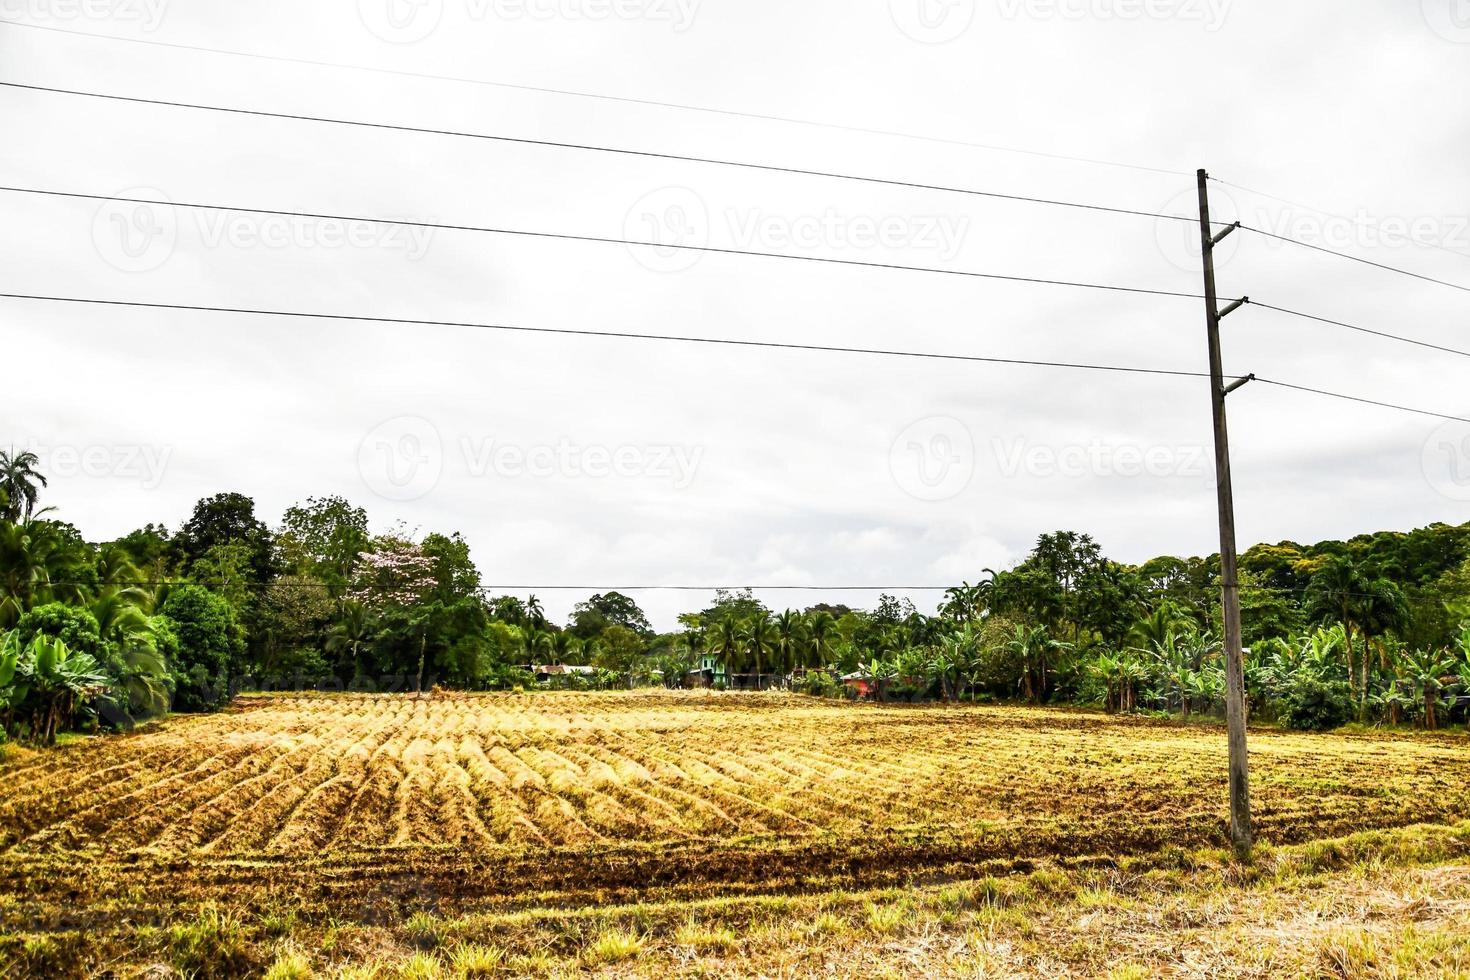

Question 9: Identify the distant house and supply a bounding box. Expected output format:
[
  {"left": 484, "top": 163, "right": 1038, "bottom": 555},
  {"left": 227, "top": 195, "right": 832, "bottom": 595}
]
[
  {"left": 685, "top": 655, "right": 725, "bottom": 688},
  {"left": 841, "top": 671, "right": 882, "bottom": 699}
]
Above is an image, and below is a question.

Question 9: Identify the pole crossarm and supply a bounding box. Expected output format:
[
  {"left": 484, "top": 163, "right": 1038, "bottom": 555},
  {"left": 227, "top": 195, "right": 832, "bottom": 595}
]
[
  {"left": 1224, "top": 373, "right": 1256, "bottom": 396},
  {"left": 1218, "top": 296, "right": 1250, "bottom": 319}
]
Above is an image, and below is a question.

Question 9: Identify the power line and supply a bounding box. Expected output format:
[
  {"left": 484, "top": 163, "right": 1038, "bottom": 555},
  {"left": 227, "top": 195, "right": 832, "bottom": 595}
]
[
  {"left": 1211, "top": 176, "right": 1470, "bottom": 265},
  {"left": 0, "top": 185, "right": 1210, "bottom": 301},
  {"left": 1237, "top": 222, "right": 1470, "bottom": 295},
  {"left": 6, "top": 291, "right": 1468, "bottom": 423},
  {"left": 0, "top": 81, "right": 1207, "bottom": 226},
  {"left": 1254, "top": 377, "right": 1470, "bottom": 424},
  {"left": 0, "top": 291, "right": 1218, "bottom": 380},
  {"left": 14, "top": 184, "right": 1463, "bottom": 361},
  {"left": 1249, "top": 300, "right": 1470, "bottom": 360},
  {"left": 0, "top": 19, "right": 1188, "bottom": 177}
]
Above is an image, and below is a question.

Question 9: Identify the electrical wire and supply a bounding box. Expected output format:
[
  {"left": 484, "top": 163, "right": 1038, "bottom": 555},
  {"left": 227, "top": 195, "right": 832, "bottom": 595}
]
[
  {"left": 0, "top": 185, "right": 1210, "bottom": 301},
  {"left": 1249, "top": 300, "right": 1470, "bottom": 360},
  {"left": 0, "top": 291, "right": 1218, "bottom": 380},
  {"left": 6, "top": 291, "right": 1468, "bottom": 423},
  {"left": 0, "top": 81, "right": 1207, "bottom": 225},
  {"left": 0, "top": 19, "right": 1189, "bottom": 177},
  {"left": 1238, "top": 223, "right": 1470, "bottom": 295},
  {"left": 1210, "top": 176, "right": 1470, "bottom": 265}
]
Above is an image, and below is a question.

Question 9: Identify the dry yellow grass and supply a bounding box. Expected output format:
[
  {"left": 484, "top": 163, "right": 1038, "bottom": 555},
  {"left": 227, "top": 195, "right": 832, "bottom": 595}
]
[{"left": 2, "top": 690, "right": 1469, "bottom": 977}]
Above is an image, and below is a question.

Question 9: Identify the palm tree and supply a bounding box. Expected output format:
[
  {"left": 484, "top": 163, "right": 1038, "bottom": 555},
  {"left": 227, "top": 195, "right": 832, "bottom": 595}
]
[
  {"left": 706, "top": 617, "right": 741, "bottom": 686},
  {"left": 805, "top": 611, "right": 835, "bottom": 670},
  {"left": 525, "top": 595, "right": 546, "bottom": 630},
  {"left": 742, "top": 615, "right": 777, "bottom": 691},
  {"left": 773, "top": 609, "right": 802, "bottom": 683},
  {"left": 0, "top": 449, "right": 48, "bottom": 524}
]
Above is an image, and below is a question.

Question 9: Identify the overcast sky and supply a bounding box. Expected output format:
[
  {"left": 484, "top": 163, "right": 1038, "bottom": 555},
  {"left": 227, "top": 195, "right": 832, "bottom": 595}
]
[{"left": 3, "top": 0, "right": 1468, "bottom": 629}]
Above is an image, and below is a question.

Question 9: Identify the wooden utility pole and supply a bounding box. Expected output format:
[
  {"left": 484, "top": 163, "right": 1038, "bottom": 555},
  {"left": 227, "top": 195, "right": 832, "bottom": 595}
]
[{"left": 1196, "top": 168, "right": 1254, "bottom": 857}]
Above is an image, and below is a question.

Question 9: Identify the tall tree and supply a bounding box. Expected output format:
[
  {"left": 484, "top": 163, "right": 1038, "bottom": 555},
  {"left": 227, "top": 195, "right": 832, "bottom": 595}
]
[{"left": 0, "top": 449, "right": 49, "bottom": 523}]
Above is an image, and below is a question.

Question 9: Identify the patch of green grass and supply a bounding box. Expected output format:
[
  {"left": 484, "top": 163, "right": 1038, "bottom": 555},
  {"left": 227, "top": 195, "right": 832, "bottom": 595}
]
[
  {"left": 673, "top": 918, "right": 737, "bottom": 953},
  {"left": 405, "top": 911, "right": 446, "bottom": 949},
  {"left": 397, "top": 951, "right": 446, "bottom": 979},
  {"left": 263, "top": 948, "right": 313, "bottom": 979},
  {"left": 864, "top": 900, "right": 909, "bottom": 936},
  {"left": 168, "top": 906, "right": 256, "bottom": 976},
  {"left": 448, "top": 941, "right": 505, "bottom": 977},
  {"left": 582, "top": 928, "right": 644, "bottom": 966}
]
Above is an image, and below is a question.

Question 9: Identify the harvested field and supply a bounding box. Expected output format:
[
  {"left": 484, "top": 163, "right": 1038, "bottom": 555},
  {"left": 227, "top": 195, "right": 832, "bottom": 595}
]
[{"left": 3, "top": 691, "right": 1470, "bottom": 976}]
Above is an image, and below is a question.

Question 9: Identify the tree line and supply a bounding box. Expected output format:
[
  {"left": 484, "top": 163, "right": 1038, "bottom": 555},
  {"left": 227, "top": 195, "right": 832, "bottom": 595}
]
[{"left": 4, "top": 448, "right": 1470, "bottom": 745}]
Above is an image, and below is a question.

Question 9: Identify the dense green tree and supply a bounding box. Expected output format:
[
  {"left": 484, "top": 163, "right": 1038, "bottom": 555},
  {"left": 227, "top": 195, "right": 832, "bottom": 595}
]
[
  {"left": 568, "top": 592, "right": 654, "bottom": 639},
  {"left": 160, "top": 585, "right": 242, "bottom": 711},
  {"left": 277, "top": 496, "right": 369, "bottom": 596}
]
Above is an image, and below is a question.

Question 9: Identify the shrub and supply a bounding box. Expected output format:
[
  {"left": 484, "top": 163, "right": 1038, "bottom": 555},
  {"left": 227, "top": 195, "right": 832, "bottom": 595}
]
[
  {"left": 792, "top": 671, "right": 843, "bottom": 699},
  {"left": 1277, "top": 677, "right": 1354, "bottom": 731}
]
